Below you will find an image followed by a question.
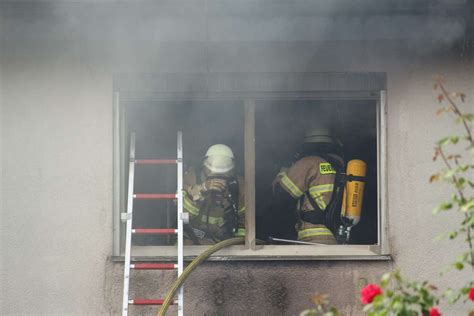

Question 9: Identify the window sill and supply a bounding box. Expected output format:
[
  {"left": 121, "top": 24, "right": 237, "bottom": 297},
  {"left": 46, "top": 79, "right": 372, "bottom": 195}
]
[{"left": 111, "top": 245, "right": 391, "bottom": 262}]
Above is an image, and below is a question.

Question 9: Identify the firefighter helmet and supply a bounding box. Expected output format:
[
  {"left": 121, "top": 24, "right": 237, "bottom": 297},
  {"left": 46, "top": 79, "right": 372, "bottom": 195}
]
[
  {"left": 203, "top": 144, "right": 235, "bottom": 174},
  {"left": 303, "top": 127, "right": 335, "bottom": 144}
]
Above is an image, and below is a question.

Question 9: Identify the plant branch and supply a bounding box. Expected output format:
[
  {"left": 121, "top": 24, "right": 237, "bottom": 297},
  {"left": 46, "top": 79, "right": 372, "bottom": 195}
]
[
  {"left": 438, "top": 82, "right": 473, "bottom": 145},
  {"left": 438, "top": 146, "right": 474, "bottom": 271}
]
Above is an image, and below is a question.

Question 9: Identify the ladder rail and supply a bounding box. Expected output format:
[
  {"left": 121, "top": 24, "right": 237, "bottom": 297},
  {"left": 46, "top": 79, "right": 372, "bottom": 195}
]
[
  {"left": 177, "top": 131, "right": 184, "bottom": 316},
  {"left": 122, "top": 133, "right": 136, "bottom": 316}
]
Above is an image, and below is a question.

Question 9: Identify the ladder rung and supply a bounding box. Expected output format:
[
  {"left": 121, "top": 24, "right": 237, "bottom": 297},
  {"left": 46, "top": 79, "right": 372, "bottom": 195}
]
[
  {"left": 131, "top": 263, "right": 177, "bottom": 270},
  {"left": 132, "top": 228, "right": 178, "bottom": 235},
  {"left": 135, "top": 159, "right": 177, "bottom": 165},
  {"left": 134, "top": 193, "right": 177, "bottom": 200},
  {"left": 129, "top": 299, "right": 177, "bottom": 305}
]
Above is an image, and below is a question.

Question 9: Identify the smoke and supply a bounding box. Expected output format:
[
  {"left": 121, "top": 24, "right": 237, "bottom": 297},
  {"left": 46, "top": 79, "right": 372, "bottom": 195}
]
[{"left": 0, "top": 0, "right": 468, "bottom": 74}]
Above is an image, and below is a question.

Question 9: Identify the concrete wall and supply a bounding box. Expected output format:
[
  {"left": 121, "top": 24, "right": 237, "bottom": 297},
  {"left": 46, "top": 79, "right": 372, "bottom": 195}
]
[{"left": 1, "top": 1, "right": 473, "bottom": 315}]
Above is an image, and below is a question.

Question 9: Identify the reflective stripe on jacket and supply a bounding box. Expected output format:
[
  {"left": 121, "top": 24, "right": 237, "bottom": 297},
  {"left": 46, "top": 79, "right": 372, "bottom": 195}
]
[{"left": 275, "top": 156, "right": 342, "bottom": 241}]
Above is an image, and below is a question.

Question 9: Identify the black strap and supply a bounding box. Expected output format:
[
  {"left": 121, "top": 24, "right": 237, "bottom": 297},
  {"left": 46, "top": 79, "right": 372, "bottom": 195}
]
[
  {"left": 346, "top": 175, "right": 366, "bottom": 182},
  {"left": 299, "top": 207, "right": 325, "bottom": 223},
  {"left": 224, "top": 177, "right": 240, "bottom": 237}
]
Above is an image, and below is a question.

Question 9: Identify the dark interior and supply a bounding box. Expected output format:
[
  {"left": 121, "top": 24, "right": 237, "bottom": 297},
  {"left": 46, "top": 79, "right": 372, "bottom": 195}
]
[
  {"left": 255, "top": 100, "right": 378, "bottom": 245},
  {"left": 124, "top": 99, "right": 378, "bottom": 245}
]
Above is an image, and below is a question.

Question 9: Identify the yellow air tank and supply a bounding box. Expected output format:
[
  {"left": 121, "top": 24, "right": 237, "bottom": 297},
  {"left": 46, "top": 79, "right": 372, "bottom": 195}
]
[{"left": 341, "top": 159, "right": 367, "bottom": 226}]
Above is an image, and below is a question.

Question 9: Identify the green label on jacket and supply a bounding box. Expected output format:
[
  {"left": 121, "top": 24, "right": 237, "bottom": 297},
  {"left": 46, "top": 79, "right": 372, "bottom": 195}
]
[{"left": 319, "top": 163, "right": 336, "bottom": 175}]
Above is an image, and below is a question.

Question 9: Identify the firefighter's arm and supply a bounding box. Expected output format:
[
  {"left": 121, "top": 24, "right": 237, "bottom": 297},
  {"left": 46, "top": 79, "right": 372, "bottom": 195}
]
[
  {"left": 187, "top": 180, "right": 227, "bottom": 203},
  {"left": 183, "top": 167, "right": 226, "bottom": 211},
  {"left": 270, "top": 161, "right": 308, "bottom": 217},
  {"left": 183, "top": 190, "right": 201, "bottom": 218},
  {"left": 183, "top": 169, "right": 203, "bottom": 217},
  {"left": 278, "top": 159, "right": 310, "bottom": 198},
  {"left": 284, "top": 159, "right": 326, "bottom": 224}
]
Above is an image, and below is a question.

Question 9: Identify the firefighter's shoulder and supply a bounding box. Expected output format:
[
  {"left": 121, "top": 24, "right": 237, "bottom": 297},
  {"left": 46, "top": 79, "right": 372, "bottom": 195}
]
[{"left": 290, "top": 156, "right": 321, "bottom": 169}]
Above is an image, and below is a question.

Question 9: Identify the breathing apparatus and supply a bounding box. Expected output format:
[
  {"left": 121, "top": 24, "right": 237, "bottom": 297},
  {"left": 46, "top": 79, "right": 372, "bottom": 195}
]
[{"left": 337, "top": 159, "right": 366, "bottom": 242}]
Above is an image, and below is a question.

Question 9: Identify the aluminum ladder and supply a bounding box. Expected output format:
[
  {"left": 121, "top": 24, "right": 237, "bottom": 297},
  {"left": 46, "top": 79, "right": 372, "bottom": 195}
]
[{"left": 122, "top": 132, "right": 185, "bottom": 316}]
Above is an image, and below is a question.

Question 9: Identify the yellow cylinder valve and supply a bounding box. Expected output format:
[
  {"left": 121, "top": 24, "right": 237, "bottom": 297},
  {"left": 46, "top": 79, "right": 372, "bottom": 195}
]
[{"left": 341, "top": 159, "right": 367, "bottom": 226}]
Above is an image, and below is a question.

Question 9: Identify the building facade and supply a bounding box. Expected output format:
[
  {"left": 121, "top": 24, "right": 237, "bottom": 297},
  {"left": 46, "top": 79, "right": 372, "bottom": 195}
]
[{"left": 1, "top": 1, "right": 473, "bottom": 315}]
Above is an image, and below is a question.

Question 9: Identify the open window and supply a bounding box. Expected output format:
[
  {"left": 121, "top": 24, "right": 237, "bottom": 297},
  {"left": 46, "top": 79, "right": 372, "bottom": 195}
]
[{"left": 113, "top": 73, "right": 389, "bottom": 260}]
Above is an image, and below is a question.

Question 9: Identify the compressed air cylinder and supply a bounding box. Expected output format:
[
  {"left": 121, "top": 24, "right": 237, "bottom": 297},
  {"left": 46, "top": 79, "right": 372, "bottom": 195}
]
[{"left": 341, "top": 159, "right": 367, "bottom": 226}]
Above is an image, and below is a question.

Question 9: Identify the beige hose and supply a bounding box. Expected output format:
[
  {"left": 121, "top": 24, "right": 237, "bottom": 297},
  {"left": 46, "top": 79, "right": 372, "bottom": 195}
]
[{"left": 157, "top": 237, "right": 245, "bottom": 316}]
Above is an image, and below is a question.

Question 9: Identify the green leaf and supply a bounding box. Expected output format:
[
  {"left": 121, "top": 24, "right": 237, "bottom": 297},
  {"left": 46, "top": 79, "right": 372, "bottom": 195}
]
[
  {"left": 444, "top": 169, "right": 456, "bottom": 178},
  {"left": 448, "top": 230, "right": 458, "bottom": 239},
  {"left": 460, "top": 286, "right": 471, "bottom": 295},
  {"left": 373, "top": 295, "right": 383, "bottom": 304},
  {"left": 437, "top": 136, "right": 460, "bottom": 146},
  {"left": 327, "top": 307, "right": 340, "bottom": 316},
  {"left": 453, "top": 261, "right": 464, "bottom": 270},
  {"left": 460, "top": 113, "right": 474, "bottom": 121},
  {"left": 458, "top": 165, "right": 469, "bottom": 172},
  {"left": 437, "top": 137, "right": 450, "bottom": 146},
  {"left": 433, "top": 202, "right": 453, "bottom": 214},
  {"left": 461, "top": 199, "right": 474, "bottom": 212},
  {"left": 381, "top": 272, "right": 391, "bottom": 287},
  {"left": 456, "top": 177, "right": 466, "bottom": 189},
  {"left": 393, "top": 301, "right": 404, "bottom": 312}
]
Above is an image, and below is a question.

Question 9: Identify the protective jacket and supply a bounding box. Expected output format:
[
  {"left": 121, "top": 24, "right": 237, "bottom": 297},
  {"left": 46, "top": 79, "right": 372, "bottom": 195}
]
[
  {"left": 273, "top": 155, "right": 343, "bottom": 244},
  {"left": 183, "top": 167, "right": 246, "bottom": 245}
]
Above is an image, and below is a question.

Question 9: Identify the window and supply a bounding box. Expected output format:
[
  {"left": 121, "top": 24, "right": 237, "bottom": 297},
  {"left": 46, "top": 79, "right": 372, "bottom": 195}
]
[{"left": 113, "top": 73, "right": 389, "bottom": 260}]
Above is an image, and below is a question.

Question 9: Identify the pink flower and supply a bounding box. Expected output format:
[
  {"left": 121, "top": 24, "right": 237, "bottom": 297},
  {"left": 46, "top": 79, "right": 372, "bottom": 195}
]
[
  {"left": 469, "top": 287, "right": 474, "bottom": 302},
  {"left": 360, "top": 284, "right": 382, "bottom": 304},
  {"left": 429, "top": 307, "right": 442, "bottom": 316}
]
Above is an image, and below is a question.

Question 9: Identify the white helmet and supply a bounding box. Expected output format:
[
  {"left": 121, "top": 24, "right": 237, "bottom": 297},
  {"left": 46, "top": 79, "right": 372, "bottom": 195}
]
[
  {"left": 203, "top": 144, "right": 235, "bottom": 174},
  {"left": 303, "top": 127, "right": 335, "bottom": 144}
]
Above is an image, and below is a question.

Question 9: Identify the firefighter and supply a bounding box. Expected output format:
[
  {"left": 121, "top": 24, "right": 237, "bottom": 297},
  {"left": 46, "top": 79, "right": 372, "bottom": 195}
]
[
  {"left": 270, "top": 127, "right": 344, "bottom": 245},
  {"left": 183, "top": 144, "right": 245, "bottom": 245}
]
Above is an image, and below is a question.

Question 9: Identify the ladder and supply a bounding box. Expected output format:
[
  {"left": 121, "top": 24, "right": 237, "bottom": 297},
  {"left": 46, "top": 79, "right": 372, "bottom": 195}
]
[{"left": 122, "top": 132, "right": 185, "bottom": 316}]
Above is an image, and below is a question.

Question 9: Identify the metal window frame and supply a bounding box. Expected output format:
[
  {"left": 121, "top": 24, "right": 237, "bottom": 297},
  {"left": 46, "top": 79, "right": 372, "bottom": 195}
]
[{"left": 112, "top": 89, "right": 389, "bottom": 261}]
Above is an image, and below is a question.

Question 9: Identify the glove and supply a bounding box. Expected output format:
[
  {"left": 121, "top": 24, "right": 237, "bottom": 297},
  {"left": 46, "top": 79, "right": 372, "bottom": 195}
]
[{"left": 202, "top": 178, "right": 227, "bottom": 193}]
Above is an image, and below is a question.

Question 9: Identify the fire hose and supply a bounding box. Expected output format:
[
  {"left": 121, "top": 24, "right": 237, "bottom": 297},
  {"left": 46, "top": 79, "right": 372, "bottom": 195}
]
[{"left": 157, "top": 237, "right": 245, "bottom": 316}]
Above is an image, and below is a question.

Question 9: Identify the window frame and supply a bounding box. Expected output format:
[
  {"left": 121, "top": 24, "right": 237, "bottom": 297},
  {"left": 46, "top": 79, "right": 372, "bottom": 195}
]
[{"left": 112, "top": 76, "right": 390, "bottom": 261}]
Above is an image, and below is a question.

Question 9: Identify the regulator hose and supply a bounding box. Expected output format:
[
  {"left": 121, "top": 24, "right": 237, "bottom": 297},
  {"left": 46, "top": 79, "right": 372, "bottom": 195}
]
[{"left": 157, "top": 237, "right": 245, "bottom": 316}]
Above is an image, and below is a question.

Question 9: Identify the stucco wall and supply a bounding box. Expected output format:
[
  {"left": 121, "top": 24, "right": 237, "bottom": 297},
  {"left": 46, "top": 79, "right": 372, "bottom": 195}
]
[{"left": 1, "top": 1, "right": 473, "bottom": 315}]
